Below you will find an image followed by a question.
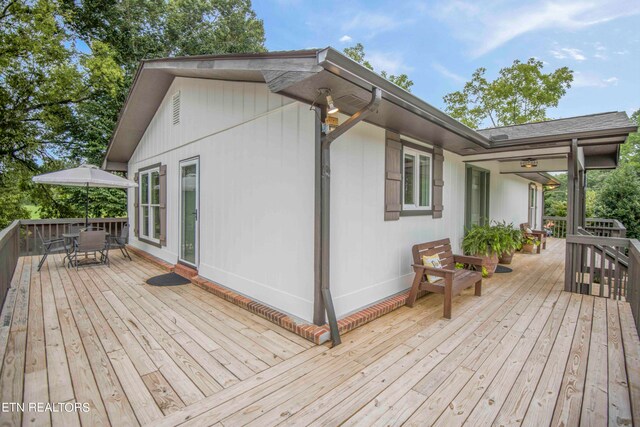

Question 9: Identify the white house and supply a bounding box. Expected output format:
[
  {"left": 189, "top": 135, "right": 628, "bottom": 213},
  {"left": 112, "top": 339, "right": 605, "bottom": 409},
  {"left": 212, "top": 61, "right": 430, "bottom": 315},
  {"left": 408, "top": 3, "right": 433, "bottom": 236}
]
[{"left": 103, "top": 48, "right": 635, "bottom": 343}]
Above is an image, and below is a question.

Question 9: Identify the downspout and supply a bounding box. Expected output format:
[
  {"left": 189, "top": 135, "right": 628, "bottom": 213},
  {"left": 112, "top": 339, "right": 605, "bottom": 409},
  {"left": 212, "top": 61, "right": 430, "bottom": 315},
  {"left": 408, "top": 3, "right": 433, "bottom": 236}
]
[{"left": 319, "top": 87, "right": 382, "bottom": 346}]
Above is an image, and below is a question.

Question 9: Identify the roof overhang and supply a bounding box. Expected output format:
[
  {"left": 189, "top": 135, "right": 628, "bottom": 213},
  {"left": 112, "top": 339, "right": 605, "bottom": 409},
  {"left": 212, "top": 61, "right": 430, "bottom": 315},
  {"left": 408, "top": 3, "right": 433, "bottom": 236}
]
[
  {"left": 514, "top": 172, "right": 561, "bottom": 188},
  {"left": 102, "top": 47, "right": 638, "bottom": 171}
]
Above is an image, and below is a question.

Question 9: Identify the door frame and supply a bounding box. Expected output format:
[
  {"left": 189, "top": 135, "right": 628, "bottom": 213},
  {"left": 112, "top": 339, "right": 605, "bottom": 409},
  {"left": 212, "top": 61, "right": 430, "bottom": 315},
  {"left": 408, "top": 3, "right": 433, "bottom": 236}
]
[
  {"left": 464, "top": 165, "right": 491, "bottom": 230},
  {"left": 528, "top": 183, "right": 538, "bottom": 229},
  {"left": 178, "top": 157, "right": 200, "bottom": 268}
]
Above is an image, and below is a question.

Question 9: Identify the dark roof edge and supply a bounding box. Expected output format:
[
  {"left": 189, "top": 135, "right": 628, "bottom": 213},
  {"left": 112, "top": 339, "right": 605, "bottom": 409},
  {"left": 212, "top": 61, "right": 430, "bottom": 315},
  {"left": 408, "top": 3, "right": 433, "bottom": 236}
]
[
  {"left": 478, "top": 111, "right": 623, "bottom": 131},
  {"left": 317, "top": 48, "right": 492, "bottom": 149},
  {"left": 488, "top": 126, "right": 638, "bottom": 148}
]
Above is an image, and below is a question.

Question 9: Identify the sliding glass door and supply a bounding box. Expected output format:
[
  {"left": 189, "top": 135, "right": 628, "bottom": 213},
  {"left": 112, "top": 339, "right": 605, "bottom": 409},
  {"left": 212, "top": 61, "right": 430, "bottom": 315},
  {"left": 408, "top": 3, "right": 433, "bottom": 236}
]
[{"left": 465, "top": 166, "right": 490, "bottom": 229}]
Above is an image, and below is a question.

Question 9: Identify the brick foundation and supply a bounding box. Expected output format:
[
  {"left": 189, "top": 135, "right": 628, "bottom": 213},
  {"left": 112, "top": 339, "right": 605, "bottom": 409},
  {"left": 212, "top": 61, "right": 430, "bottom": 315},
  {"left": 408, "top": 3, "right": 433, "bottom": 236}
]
[{"left": 128, "top": 245, "right": 426, "bottom": 345}]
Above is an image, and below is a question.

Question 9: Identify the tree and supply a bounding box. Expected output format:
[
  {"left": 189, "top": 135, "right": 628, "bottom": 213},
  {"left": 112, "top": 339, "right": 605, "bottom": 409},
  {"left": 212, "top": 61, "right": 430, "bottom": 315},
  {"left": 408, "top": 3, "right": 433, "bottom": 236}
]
[
  {"left": 443, "top": 58, "right": 573, "bottom": 129},
  {"left": 594, "top": 164, "right": 640, "bottom": 238},
  {"left": 0, "top": 0, "right": 266, "bottom": 224},
  {"left": 620, "top": 109, "right": 640, "bottom": 167},
  {"left": 343, "top": 43, "right": 414, "bottom": 92}
]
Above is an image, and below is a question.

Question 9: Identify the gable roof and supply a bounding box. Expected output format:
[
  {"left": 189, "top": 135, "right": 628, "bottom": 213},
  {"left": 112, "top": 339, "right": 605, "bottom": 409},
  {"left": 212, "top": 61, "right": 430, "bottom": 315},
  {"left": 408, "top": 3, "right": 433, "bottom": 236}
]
[
  {"left": 477, "top": 112, "right": 635, "bottom": 143},
  {"left": 102, "top": 48, "right": 637, "bottom": 171}
]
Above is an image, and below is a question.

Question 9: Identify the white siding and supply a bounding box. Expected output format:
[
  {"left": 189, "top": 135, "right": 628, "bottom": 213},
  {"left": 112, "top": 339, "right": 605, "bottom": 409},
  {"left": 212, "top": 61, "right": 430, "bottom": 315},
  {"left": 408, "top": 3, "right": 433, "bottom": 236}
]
[
  {"left": 330, "top": 124, "right": 535, "bottom": 318},
  {"left": 467, "top": 160, "right": 533, "bottom": 227},
  {"left": 128, "top": 78, "right": 316, "bottom": 322},
  {"left": 126, "top": 76, "right": 541, "bottom": 323}
]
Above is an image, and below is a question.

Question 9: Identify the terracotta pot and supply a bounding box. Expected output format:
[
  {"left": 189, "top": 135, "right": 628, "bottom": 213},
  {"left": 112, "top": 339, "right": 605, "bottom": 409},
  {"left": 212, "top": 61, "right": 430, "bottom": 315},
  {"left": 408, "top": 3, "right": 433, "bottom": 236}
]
[
  {"left": 499, "top": 250, "right": 515, "bottom": 265},
  {"left": 522, "top": 243, "right": 537, "bottom": 254},
  {"left": 476, "top": 253, "right": 499, "bottom": 277}
]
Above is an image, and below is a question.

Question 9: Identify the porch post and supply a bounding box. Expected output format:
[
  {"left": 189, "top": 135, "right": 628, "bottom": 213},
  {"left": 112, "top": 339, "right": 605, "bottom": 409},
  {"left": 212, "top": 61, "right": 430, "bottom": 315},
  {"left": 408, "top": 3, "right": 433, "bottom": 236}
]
[{"left": 565, "top": 139, "right": 579, "bottom": 291}]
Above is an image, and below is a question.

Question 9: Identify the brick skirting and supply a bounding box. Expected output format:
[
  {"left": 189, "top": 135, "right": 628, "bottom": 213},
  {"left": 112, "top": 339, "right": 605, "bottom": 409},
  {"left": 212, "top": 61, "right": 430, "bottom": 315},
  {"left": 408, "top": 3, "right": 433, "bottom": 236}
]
[{"left": 128, "top": 245, "right": 426, "bottom": 345}]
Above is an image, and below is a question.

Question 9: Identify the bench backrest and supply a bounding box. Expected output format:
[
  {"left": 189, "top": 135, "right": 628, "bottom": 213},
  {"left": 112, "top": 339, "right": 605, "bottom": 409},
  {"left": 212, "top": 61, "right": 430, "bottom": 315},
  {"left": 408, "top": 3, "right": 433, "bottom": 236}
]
[{"left": 412, "top": 238, "right": 454, "bottom": 270}]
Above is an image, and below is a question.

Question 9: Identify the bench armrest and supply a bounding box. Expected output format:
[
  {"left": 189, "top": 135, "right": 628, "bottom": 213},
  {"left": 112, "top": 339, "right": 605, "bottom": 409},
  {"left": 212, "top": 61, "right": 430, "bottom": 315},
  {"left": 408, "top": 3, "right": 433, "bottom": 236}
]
[
  {"left": 411, "top": 264, "right": 456, "bottom": 278},
  {"left": 453, "top": 255, "right": 483, "bottom": 269}
]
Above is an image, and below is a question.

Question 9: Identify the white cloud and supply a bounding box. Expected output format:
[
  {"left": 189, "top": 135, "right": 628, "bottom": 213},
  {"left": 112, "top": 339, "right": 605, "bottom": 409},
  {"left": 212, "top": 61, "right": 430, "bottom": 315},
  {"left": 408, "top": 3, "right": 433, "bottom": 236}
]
[
  {"left": 339, "top": 35, "right": 352, "bottom": 43},
  {"left": 367, "top": 51, "right": 412, "bottom": 75},
  {"left": 430, "top": 0, "right": 640, "bottom": 57},
  {"left": 432, "top": 62, "right": 466, "bottom": 83},
  {"left": 341, "top": 11, "right": 408, "bottom": 37},
  {"left": 614, "top": 49, "right": 630, "bottom": 55},
  {"left": 573, "top": 72, "right": 619, "bottom": 87},
  {"left": 550, "top": 47, "right": 587, "bottom": 61},
  {"left": 593, "top": 42, "right": 608, "bottom": 59}
]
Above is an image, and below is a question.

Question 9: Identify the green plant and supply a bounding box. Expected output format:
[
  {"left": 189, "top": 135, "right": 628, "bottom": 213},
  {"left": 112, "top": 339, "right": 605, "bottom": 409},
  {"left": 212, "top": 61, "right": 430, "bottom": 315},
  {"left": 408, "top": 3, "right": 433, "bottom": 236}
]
[
  {"left": 522, "top": 235, "right": 540, "bottom": 246},
  {"left": 492, "top": 221, "right": 523, "bottom": 254},
  {"left": 482, "top": 266, "right": 489, "bottom": 278},
  {"left": 462, "top": 223, "right": 506, "bottom": 256}
]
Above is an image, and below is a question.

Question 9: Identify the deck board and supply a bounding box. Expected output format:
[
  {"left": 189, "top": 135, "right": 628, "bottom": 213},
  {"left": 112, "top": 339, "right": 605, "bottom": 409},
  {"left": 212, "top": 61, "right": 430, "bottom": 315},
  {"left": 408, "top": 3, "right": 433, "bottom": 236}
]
[{"left": 1, "top": 238, "right": 639, "bottom": 426}]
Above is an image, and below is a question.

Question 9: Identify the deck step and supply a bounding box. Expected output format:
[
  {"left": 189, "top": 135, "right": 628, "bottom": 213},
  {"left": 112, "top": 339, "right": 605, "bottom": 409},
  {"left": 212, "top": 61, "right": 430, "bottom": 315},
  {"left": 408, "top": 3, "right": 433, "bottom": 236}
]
[{"left": 174, "top": 263, "right": 198, "bottom": 279}]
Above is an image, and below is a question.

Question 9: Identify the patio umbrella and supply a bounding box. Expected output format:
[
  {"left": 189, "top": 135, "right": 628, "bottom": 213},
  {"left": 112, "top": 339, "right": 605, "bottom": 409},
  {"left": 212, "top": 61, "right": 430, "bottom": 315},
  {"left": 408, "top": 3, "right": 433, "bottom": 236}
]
[{"left": 32, "top": 164, "right": 138, "bottom": 226}]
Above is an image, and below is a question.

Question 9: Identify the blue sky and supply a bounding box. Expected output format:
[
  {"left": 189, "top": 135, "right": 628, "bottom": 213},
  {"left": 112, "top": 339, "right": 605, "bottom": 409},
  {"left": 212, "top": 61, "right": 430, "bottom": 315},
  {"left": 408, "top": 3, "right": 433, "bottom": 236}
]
[{"left": 253, "top": 0, "right": 640, "bottom": 122}]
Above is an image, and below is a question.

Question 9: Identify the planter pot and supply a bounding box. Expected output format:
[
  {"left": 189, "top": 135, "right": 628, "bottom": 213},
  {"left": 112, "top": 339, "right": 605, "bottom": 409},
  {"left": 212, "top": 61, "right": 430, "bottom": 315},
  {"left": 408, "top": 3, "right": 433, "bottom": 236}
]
[
  {"left": 476, "top": 253, "right": 499, "bottom": 277},
  {"left": 522, "top": 243, "right": 538, "bottom": 254},
  {"left": 499, "top": 250, "right": 515, "bottom": 265}
]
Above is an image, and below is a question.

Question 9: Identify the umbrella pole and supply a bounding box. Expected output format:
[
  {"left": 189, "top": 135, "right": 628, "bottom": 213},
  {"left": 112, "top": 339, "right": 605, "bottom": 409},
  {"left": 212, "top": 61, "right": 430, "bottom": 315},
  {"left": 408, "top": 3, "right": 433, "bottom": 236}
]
[{"left": 85, "top": 183, "right": 89, "bottom": 228}]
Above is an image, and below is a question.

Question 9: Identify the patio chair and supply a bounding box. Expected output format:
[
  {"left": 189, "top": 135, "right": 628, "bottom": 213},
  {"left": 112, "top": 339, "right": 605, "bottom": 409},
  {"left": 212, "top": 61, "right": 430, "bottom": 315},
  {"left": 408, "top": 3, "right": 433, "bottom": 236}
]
[
  {"left": 36, "top": 227, "right": 68, "bottom": 271},
  {"left": 406, "top": 238, "right": 483, "bottom": 319},
  {"left": 520, "top": 222, "right": 547, "bottom": 254},
  {"left": 69, "top": 230, "right": 110, "bottom": 270},
  {"left": 110, "top": 224, "right": 131, "bottom": 260}
]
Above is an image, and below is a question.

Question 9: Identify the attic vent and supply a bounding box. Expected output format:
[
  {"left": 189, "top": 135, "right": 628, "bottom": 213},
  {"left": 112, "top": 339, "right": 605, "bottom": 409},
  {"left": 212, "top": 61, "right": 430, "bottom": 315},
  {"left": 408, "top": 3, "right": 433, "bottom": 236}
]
[
  {"left": 490, "top": 134, "right": 509, "bottom": 142},
  {"left": 336, "top": 93, "right": 368, "bottom": 110},
  {"left": 172, "top": 92, "right": 181, "bottom": 125}
]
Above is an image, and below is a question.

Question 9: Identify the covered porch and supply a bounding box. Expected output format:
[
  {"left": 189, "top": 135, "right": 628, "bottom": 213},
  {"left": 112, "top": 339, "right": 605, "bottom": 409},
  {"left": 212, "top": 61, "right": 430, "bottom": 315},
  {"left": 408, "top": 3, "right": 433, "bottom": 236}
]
[{"left": 1, "top": 237, "right": 638, "bottom": 426}]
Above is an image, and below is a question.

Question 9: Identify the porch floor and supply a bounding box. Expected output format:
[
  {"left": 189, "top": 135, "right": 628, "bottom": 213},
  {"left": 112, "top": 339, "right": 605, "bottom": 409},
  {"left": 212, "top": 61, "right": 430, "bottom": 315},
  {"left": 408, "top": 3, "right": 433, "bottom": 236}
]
[{"left": 1, "top": 238, "right": 639, "bottom": 426}]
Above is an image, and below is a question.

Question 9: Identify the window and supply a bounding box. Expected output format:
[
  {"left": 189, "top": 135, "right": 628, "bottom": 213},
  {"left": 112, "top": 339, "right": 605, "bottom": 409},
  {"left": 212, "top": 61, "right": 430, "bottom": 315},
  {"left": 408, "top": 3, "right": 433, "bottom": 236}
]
[
  {"left": 402, "top": 147, "right": 432, "bottom": 210},
  {"left": 465, "top": 166, "right": 490, "bottom": 229},
  {"left": 139, "top": 167, "right": 161, "bottom": 242}
]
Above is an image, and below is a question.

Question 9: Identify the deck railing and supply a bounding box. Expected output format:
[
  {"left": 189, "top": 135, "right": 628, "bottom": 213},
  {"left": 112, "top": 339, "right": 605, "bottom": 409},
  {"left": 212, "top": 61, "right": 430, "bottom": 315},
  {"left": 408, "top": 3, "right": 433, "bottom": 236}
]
[
  {"left": 19, "top": 218, "right": 129, "bottom": 255},
  {"left": 543, "top": 216, "right": 627, "bottom": 238},
  {"left": 566, "top": 229, "right": 640, "bottom": 332},
  {"left": 0, "top": 217, "right": 128, "bottom": 309},
  {"left": 0, "top": 221, "right": 20, "bottom": 308},
  {"left": 628, "top": 240, "right": 640, "bottom": 332}
]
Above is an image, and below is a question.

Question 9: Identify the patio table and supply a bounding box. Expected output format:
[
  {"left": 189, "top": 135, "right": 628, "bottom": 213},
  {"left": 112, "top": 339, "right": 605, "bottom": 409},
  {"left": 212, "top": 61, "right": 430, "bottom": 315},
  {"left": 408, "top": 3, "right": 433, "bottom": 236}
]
[{"left": 62, "top": 231, "right": 109, "bottom": 267}]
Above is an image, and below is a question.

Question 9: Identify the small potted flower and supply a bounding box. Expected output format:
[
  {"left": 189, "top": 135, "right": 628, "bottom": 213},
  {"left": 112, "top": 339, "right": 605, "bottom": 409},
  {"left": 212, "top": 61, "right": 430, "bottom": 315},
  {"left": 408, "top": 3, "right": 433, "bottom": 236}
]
[{"left": 521, "top": 235, "right": 540, "bottom": 254}]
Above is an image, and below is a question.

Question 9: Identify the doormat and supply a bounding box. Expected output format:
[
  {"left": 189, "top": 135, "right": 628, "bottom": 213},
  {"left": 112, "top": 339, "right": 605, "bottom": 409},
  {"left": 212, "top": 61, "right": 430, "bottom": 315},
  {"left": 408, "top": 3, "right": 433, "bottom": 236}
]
[
  {"left": 146, "top": 272, "right": 191, "bottom": 286},
  {"left": 495, "top": 265, "right": 513, "bottom": 273}
]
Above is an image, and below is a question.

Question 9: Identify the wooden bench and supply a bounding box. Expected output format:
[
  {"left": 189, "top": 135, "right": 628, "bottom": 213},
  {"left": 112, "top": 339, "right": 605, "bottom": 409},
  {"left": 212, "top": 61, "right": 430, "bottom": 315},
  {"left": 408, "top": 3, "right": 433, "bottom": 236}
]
[
  {"left": 520, "top": 222, "right": 547, "bottom": 254},
  {"left": 406, "top": 238, "right": 483, "bottom": 319}
]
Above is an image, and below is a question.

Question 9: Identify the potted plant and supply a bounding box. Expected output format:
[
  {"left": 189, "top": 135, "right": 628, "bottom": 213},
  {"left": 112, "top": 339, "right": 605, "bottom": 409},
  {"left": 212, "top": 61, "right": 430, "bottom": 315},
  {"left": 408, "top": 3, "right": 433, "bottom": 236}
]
[
  {"left": 461, "top": 223, "right": 505, "bottom": 277},
  {"left": 495, "top": 221, "right": 523, "bottom": 265},
  {"left": 521, "top": 235, "right": 540, "bottom": 254}
]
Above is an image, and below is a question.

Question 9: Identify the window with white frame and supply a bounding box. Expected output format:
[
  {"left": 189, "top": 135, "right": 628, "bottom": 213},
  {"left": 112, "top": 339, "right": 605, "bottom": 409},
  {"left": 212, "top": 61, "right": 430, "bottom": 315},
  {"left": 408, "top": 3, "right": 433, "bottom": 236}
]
[
  {"left": 139, "top": 168, "right": 161, "bottom": 242},
  {"left": 403, "top": 147, "right": 432, "bottom": 210}
]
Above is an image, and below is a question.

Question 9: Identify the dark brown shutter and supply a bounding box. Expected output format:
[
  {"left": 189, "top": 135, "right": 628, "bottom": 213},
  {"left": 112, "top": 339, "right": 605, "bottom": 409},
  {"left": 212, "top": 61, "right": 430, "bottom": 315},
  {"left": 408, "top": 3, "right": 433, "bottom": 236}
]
[
  {"left": 159, "top": 164, "right": 167, "bottom": 246},
  {"left": 432, "top": 146, "right": 444, "bottom": 218},
  {"left": 133, "top": 172, "right": 139, "bottom": 237},
  {"left": 384, "top": 131, "right": 402, "bottom": 221}
]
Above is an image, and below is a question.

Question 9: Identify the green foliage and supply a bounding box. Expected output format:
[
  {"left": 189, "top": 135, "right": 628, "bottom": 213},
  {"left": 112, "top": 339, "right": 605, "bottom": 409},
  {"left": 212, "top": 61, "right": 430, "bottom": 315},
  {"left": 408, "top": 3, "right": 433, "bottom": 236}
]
[
  {"left": 443, "top": 58, "right": 573, "bottom": 129},
  {"left": 492, "top": 221, "right": 524, "bottom": 254},
  {"left": 1, "top": 0, "right": 266, "bottom": 226},
  {"left": 594, "top": 164, "right": 640, "bottom": 238},
  {"left": 462, "top": 223, "right": 507, "bottom": 256},
  {"left": 343, "top": 43, "right": 414, "bottom": 92}
]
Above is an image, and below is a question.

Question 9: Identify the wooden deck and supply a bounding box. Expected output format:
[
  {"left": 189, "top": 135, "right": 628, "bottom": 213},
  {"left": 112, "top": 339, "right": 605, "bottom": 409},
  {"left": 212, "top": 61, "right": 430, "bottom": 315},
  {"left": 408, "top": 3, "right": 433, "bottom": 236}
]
[{"left": 1, "top": 238, "right": 639, "bottom": 426}]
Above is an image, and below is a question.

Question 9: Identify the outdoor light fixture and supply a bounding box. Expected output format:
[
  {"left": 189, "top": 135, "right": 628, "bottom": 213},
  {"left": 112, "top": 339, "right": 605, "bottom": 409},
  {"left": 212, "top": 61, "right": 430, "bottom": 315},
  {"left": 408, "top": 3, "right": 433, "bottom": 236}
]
[
  {"left": 520, "top": 158, "right": 538, "bottom": 168},
  {"left": 326, "top": 94, "right": 339, "bottom": 114},
  {"left": 318, "top": 88, "right": 339, "bottom": 115}
]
